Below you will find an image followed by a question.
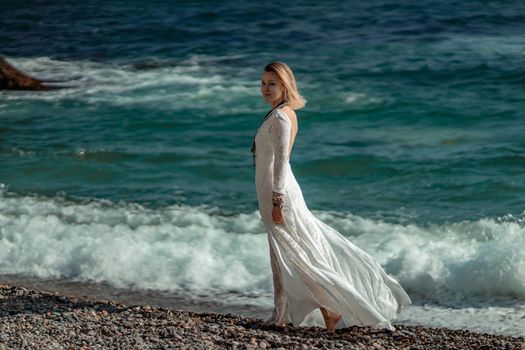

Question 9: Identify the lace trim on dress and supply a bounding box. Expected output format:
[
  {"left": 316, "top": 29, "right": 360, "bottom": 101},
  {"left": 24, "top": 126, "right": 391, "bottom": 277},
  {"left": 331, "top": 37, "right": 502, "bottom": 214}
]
[{"left": 251, "top": 100, "right": 288, "bottom": 166}]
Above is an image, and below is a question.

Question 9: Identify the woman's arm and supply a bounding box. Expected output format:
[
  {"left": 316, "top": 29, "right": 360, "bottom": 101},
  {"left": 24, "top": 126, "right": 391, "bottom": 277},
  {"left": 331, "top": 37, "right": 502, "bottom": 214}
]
[
  {"left": 270, "top": 111, "right": 292, "bottom": 224},
  {"left": 272, "top": 111, "right": 292, "bottom": 193}
]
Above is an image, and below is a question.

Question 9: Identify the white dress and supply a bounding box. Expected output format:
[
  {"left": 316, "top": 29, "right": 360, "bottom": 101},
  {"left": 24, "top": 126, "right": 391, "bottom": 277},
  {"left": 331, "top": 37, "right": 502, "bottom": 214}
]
[{"left": 254, "top": 107, "right": 411, "bottom": 330}]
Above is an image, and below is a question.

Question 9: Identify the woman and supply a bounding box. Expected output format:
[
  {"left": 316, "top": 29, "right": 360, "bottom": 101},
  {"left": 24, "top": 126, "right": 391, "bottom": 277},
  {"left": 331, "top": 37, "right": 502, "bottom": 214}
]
[{"left": 251, "top": 61, "right": 411, "bottom": 332}]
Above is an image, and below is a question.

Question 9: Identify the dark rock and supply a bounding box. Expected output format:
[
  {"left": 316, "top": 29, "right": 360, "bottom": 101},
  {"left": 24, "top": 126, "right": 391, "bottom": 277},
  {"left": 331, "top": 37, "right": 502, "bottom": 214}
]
[{"left": 0, "top": 57, "right": 50, "bottom": 91}]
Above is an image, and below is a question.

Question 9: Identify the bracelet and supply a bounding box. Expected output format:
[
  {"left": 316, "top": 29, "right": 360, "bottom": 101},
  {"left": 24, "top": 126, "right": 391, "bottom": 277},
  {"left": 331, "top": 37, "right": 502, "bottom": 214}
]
[{"left": 272, "top": 192, "right": 285, "bottom": 209}]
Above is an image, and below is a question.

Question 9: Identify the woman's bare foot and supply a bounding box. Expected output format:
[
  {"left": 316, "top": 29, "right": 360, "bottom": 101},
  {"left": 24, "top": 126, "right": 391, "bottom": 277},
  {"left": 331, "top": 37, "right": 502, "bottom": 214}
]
[{"left": 320, "top": 307, "right": 342, "bottom": 333}]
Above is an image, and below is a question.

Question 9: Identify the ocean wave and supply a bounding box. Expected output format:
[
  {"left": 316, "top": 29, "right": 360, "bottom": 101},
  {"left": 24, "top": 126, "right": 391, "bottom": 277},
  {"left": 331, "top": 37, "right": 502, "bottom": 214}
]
[
  {"left": 0, "top": 56, "right": 257, "bottom": 111},
  {"left": 0, "top": 191, "right": 524, "bottom": 304}
]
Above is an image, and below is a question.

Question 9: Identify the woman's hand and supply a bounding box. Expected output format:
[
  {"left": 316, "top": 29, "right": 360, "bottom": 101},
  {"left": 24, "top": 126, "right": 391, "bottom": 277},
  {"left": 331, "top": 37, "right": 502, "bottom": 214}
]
[
  {"left": 272, "top": 206, "right": 285, "bottom": 224},
  {"left": 272, "top": 191, "right": 285, "bottom": 224}
]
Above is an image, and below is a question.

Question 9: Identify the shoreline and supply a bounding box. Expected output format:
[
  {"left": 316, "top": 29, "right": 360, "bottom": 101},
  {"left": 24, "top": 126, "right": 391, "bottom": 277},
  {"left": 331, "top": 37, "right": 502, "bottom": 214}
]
[
  {"left": 0, "top": 274, "right": 273, "bottom": 319},
  {"left": 0, "top": 283, "right": 523, "bottom": 349}
]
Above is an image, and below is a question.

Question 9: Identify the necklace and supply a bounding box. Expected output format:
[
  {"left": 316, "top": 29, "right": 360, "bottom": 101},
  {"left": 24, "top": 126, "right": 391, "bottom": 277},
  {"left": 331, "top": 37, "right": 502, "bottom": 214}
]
[{"left": 250, "top": 100, "right": 288, "bottom": 166}]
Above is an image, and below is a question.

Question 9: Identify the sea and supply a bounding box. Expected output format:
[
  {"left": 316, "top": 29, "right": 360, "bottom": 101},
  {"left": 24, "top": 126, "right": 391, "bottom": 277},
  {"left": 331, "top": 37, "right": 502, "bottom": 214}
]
[{"left": 1, "top": 0, "right": 524, "bottom": 336}]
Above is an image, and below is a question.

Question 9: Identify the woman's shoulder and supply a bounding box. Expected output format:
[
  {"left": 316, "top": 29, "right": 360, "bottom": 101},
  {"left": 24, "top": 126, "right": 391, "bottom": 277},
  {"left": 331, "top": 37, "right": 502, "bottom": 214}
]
[{"left": 275, "top": 106, "right": 296, "bottom": 124}]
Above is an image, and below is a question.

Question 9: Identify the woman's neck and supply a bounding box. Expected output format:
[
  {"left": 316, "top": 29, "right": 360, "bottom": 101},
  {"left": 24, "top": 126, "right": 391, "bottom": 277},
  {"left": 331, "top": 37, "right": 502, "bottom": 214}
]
[{"left": 272, "top": 99, "right": 286, "bottom": 109}]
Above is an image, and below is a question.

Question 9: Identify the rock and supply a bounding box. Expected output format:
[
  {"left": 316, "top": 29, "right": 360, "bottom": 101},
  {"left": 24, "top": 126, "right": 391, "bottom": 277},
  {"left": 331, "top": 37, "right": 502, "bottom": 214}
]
[
  {"left": 372, "top": 341, "right": 385, "bottom": 350},
  {"left": 0, "top": 57, "right": 50, "bottom": 91}
]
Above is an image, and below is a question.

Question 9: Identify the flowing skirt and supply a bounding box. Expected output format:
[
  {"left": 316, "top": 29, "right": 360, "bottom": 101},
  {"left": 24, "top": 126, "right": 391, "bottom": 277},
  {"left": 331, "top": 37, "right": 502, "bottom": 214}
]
[{"left": 257, "top": 164, "right": 411, "bottom": 330}]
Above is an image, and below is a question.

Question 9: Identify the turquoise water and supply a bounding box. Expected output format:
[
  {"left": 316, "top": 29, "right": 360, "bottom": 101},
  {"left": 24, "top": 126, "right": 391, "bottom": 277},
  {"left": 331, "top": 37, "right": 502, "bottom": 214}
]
[
  {"left": 2, "top": 0, "right": 525, "bottom": 222},
  {"left": 1, "top": 1, "right": 525, "bottom": 335}
]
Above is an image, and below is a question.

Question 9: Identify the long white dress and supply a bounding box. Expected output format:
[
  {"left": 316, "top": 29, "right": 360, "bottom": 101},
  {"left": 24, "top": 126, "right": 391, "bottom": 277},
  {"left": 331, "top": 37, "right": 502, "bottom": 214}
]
[{"left": 254, "top": 107, "right": 411, "bottom": 330}]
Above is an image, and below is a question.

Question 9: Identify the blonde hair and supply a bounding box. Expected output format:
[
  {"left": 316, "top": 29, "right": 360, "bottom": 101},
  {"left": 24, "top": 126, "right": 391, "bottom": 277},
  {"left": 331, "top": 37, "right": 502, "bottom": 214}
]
[{"left": 264, "top": 61, "right": 306, "bottom": 110}]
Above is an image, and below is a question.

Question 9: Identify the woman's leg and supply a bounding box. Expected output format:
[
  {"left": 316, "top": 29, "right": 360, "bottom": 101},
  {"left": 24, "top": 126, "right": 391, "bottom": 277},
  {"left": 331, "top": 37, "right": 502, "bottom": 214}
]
[{"left": 269, "top": 241, "right": 287, "bottom": 325}]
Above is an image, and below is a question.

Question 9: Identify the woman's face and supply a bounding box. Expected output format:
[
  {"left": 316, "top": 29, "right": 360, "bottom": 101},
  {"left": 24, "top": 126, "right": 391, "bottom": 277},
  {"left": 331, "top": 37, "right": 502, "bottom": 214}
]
[{"left": 261, "top": 71, "right": 285, "bottom": 106}]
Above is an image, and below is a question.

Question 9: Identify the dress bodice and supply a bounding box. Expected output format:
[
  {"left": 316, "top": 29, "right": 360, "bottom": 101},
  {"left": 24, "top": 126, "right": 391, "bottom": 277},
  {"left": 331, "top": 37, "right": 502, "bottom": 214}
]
[{"left": 254, "top": 108, "right": 292, "bottom": 195}]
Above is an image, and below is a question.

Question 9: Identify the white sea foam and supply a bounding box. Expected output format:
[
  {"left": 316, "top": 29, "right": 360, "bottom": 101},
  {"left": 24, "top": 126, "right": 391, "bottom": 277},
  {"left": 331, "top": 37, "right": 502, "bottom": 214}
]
[
  {"left": 397, "top": 302, "right": 525, "bottom": 336},
  {"left": 1, "top": 191, "right": 525, "bottom": 334},
  {"left": 346, "top": 214, "right": 525, "bottom": 298},
  {"left": 1, "top": 191, "right": 524, "bottom": 304},
  {"left": 342, "top": 92, "right": 383, "bottom": 107},
  {"left": 0, "top": 194, "right": 270, "bottom": 293},
  {"left": 1, "top": 56, "right": 258, "bottom": 111}
]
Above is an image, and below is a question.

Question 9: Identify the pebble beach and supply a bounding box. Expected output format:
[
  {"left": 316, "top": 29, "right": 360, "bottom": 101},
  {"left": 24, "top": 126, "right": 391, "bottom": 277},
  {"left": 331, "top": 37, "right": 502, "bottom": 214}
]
[{"left": 0, "top": 284, "right": 523, "bottom": 350}]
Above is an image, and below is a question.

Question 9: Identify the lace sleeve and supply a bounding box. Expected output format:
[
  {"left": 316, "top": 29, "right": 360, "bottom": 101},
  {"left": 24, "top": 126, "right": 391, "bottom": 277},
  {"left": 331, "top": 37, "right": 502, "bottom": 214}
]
[{"left": 270, "top": 111, "right": 292, "bottom": 195}]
